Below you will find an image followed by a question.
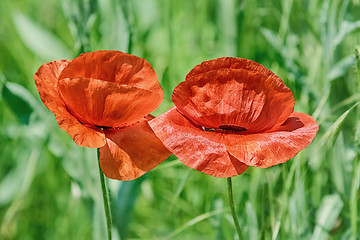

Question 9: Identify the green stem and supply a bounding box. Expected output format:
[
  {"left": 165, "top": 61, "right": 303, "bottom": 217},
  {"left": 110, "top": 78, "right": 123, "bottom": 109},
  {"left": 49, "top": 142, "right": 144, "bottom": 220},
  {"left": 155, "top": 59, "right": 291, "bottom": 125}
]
[
  {"left": 97, "top": 149, "right": 112, "bottom": 240},
  {"left": 227, "top": 177, "right": 243, "bottom": 240}
]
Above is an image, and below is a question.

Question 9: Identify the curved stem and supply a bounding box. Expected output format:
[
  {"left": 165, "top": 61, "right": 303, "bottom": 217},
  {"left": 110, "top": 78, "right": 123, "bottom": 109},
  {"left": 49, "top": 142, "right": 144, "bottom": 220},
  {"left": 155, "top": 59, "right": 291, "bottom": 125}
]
[
  {"left": 97, "top": 149, "right": 112, "bottom": 240},
  {"left": 227, "top": 177, "right": 243, "bottom": 240}
]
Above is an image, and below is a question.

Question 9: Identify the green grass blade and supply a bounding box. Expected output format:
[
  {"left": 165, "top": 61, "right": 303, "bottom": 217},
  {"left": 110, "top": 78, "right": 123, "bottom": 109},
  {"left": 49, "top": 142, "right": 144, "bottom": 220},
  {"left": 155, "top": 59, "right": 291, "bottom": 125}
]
[
  {"left": 167, "top": 169, "right": 192, "bottom": 215},
  {"left": 13, "top": 12, "right": 72, "bottom": 60},
  {"left": 326, "top": 55, "right": 355, "bottom": 81},
  {"left": 333, "top": 20, "right": 360, "bottom": 49},
  {"left": 350, "top": 160, "right": 360, "bottom": 240},
  {"left": 113, "top": 177, "right": 144, "bottom": 240},
  {"left": 166, "top": 209, "right": 224, "bottom": 239},
  {"left": 245, "top": 201, "right": 258, "bottom": 240},
  {"left": 312, "top": 194, "right": 343, "bottom": 240},
  {"left": 2, "top": 82, "right": 35, "bottom": 124},
  {"left": 319, "top": 102, "right": 360, "bottom": 147}
]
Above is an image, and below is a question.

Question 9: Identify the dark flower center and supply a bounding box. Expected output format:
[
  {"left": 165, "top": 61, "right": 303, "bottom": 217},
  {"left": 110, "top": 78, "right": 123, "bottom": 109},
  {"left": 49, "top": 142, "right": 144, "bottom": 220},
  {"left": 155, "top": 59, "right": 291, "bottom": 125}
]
[
  {"left": 219, "top": 124, "right": 247, "bottom": 132},
  {"left": 93, "top": 117, "right": 145, "bottom": 130},
  {"left": 202, "top": 125, "right": 247, "bottom": 133}
]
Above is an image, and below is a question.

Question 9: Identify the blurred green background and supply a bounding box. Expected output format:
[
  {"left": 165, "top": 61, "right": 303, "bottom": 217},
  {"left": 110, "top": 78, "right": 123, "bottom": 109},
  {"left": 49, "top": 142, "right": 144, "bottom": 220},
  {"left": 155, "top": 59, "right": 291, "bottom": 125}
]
[{"left": 0, "top": 0, "right": 360, "bottom": 239}]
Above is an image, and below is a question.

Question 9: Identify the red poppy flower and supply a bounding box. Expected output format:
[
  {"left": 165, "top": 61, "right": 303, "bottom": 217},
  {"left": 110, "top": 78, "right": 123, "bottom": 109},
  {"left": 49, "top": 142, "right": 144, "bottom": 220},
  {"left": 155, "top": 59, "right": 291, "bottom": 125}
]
[
  {"left": 34, "top": 50, "right": 171, "bottom": 180},
  {"left": 149, "top": 57, "right": 318, "bottom": 178}
]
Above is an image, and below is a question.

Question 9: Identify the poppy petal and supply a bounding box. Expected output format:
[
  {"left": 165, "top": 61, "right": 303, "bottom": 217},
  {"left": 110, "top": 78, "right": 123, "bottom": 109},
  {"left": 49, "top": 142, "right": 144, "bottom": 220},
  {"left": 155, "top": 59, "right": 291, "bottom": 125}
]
[
  {"left": 173, "top": 67, "right": 294, "bottom": 133},
  {"left": 99, "top": 118, "right": 171, "bottom": 181},
  {"left": 149, "top": 107, "right": 248, "bottom": 178},
  {"left": 58, "top": 77, "right": 162, "bottom": 128},
  {"left": 224, "top": 112, "right": 318, "bottom": 168},
  {"left": 34, "top": 60, "right": 71, "bottom": 110},
  {"left": 186, "top": 57, "right": 277, "bottom": 80},
  {"left": 58, "top": 50, "right": 162, "bottom": 96},
  {"left": 34, "top": 60, "right": 106, "bottom": 148}
]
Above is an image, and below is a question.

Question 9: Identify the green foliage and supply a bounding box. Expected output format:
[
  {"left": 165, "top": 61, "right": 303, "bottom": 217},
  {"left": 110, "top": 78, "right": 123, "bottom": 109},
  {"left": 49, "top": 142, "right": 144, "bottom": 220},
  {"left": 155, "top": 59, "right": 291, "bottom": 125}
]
[
  {"left": 0, "top": 0, "right": 359, "bottom": 239},
  {"left": 13, "top": 11, "right": 73, "bottom": 61},
  {"left": 312, "top": 194, "right": 344, "bottom": 240},
  {"left": 1, "top": 81, "right": 34, "bottom": 124}
]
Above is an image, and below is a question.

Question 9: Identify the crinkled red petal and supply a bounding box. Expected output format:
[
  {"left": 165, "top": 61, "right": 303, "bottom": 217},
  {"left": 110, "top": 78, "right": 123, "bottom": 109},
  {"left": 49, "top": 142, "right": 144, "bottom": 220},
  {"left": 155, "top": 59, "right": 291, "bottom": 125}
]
[
  {"left": 99, "top": 118, "right": 171, "bottom": 181},
  {"left": 58, "top": 50, "right": 163, "bottom": 97},
  {"left": 34, "top": 60, "right": 106, "bottom": 148},
  {"left": 186, "top": 57, "right": 277, "bottom": 80},
  {"left": 58, "top": 77, "right": 162, "bottom": 128},
  {"left": 173, "top": 66, "right": 294, "bottom": 133},
  {"left": 149, "top": 107, "right": 248, "bottom": 178},
  {"left": 224, "top": 112, "right": 318, "bottom": 167}
]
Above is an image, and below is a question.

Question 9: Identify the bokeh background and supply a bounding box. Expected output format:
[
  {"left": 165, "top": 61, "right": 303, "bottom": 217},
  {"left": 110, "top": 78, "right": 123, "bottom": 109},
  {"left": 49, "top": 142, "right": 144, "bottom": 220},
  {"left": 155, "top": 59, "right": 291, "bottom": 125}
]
[{"left": 1, "top": 0, "right": 360, "bottom": 239}]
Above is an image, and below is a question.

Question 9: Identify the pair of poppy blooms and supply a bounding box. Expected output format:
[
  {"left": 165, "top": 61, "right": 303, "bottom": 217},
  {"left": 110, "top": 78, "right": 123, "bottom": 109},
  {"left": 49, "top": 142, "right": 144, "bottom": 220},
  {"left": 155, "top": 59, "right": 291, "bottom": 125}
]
[{"left": 34, "top": 50, "right": 318, "bottom": 181}]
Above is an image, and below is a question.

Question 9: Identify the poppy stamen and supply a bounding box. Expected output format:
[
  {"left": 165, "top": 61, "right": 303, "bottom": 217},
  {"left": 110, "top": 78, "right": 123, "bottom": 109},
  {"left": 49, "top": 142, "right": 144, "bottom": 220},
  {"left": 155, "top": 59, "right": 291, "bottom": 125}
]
[{"left": 202, "top": 126, "right": 217, "bottom": 132}]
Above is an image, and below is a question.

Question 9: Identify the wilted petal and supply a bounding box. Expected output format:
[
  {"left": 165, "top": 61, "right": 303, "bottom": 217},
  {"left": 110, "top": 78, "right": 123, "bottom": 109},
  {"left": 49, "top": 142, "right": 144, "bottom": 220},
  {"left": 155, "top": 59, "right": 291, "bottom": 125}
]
[
  {"left": 58, "top": 77, "right": 162, "bottom": 128},
  {"left": 99, "top": 118, "right": 171, "bottom": 181},
  {"left": 34, "top": 60, "right": 106, "bottom": 148},
  {"left": 149, "top": 107, "right": 248, "bottom": 178},
  {"left": 224, "top": 112, "right": 318, "bottom": 167},
  {"left": 173, "top": 67, "right": 294, "bottom": 133},
  {"left": 58, "top": 50, "right": 162, "bottom": 96}
]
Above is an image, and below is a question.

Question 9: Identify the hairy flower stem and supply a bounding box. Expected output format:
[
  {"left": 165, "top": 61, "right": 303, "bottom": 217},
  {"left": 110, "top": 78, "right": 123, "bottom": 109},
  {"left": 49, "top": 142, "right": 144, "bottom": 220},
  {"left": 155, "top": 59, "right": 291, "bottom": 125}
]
[
  {"left": 227, "top": 177, "right": 243, "bottom": 240},
  {"left": 97, "top": 148, "right": 112, "bottom": 240}
]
